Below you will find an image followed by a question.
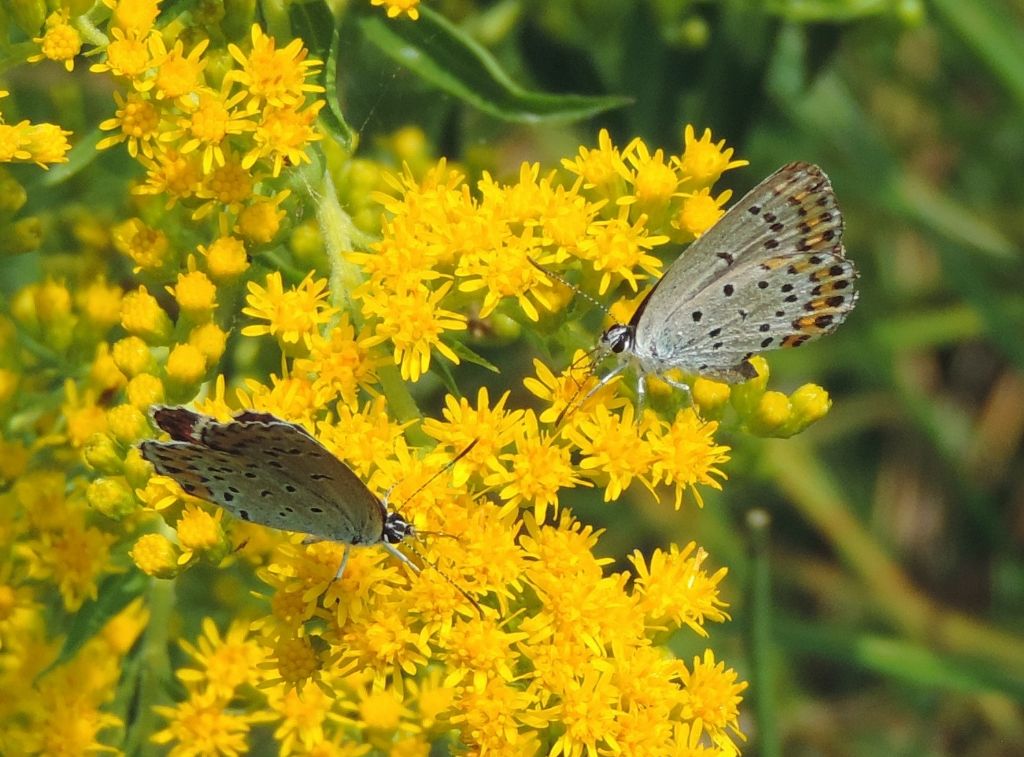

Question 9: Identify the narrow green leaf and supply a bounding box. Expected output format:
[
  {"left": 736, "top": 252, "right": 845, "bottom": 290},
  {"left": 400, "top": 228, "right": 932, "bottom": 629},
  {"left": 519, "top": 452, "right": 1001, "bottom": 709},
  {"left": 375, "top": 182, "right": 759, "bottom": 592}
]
[
  {"left": 448, "top": 339, "right": 500, "bottom": 373},
  {"left": 291, "top": 0, "right": 356, "bottom": 150},
  {"left": 356, "top": 7, "right": 631, "bottom": 123},
  {"left": 39, "top": 570, "right": 149, "bottom": 679},
  {"left": 430, "top": 353, "right": 461, "bottom": 398}
]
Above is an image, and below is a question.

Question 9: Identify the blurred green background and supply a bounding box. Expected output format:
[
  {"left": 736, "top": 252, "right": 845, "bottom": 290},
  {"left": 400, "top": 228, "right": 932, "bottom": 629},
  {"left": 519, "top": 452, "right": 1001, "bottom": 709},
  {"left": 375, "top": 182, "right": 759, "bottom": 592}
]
[{"left": 342, "top": 0, "right": 1024, "bottom": 754}]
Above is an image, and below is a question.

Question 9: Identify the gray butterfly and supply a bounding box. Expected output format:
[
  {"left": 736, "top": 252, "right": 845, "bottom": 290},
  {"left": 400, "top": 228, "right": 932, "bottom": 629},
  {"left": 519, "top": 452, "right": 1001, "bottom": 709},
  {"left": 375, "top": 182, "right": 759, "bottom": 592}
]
[
  {"left": 591, "top": 161, "right": 858, "bottom": 405},
  {"left": 139, "top": 406, "right": 470, "bottom": 587}
]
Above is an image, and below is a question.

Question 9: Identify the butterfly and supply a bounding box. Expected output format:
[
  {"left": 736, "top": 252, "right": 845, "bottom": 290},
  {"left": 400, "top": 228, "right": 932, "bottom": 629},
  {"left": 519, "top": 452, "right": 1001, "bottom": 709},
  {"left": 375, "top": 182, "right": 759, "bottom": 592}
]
[
  {"left": 139, "top": 406, "right": 475, "bottom": 593},
  {"left": 585, "top": 161, "right": 858, "bottom": 407}
]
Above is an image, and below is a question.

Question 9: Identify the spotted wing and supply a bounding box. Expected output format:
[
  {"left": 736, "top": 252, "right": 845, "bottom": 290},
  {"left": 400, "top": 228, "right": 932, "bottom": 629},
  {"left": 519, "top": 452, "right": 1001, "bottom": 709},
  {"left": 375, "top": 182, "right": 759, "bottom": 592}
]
[
  {"left": 632, "top": 162, "right": 857, "bottom": 379},
  {"left": 143, "top": 408, "right": 385, "bottom": 544}
]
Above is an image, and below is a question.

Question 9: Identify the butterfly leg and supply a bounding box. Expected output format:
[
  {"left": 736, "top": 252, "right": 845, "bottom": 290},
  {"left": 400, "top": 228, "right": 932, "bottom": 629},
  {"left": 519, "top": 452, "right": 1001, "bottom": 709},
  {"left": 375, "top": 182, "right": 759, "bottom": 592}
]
[
  {"left": 659, "top": 375, "right": 694, "bottom": 405},
  {"left": 334, "top": 545, "right": 350, "bottom": 581},
  {"left": 383, "top": 543, "right": 421, "bottom": 574},
  {"left": 557, "top": 363, "right": 628, "bottom": 425}
]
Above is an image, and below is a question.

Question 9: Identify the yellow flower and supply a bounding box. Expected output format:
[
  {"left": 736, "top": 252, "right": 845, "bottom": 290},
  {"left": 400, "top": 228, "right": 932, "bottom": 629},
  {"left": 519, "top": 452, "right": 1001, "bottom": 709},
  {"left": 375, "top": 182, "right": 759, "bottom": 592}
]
[
  {"left": 568, "top": 404, "right": 658, "bottom": 501},
  {"left": 171, "top": 269, "right": 217, "bottom": 320},
  {"left": 674, "top": 125, "right": 749, "bottom": 190},
  {"left": 97, "top": 90, "right": 164, "bottom": 158},
  {"left": 152, "top": 688, "right": 268, "bottom": 754},
  {"left": 577, "top": 206, "right": 669, "bottom": 294},
  {"left": 648, "top": 409, "right": 730, "bottom": 509},
  {"left": 561, "top": 127, "right": 631, "bottom": 198},
  {"left": 421, "top": 387, "right": 523, "bottom": 485},
  {"left": 629, "top": 543, "right": 730, "bottom": 634},
  {"left": 678, "top": 650, "right": 748, "bottom": 755},
  {"left": 372, "top": 0, "right": 422, "bottom": 21},
  {"left": 484, "top": 410, "right": 588, "bottom": 522},
  {"left": 174, "top": 84, "right": 257, "bottom": 174},
  {"left": 361, "top": 282, "right": 467, "bottom": 382},
  {"left": 176, "top": 618, "right": 267, "bottom": 699},
  {"left": 674, "top": 187, "right": 733, "bottom": 240},
  {"left": 200, "top": 234, "right": 250, "bottom": 281},
  {"left": 90, "top": 26, "right": 152, "bottom": 82},
  {"left": 242, "top": 271, "right": 337, "bottom": 345},
  {"left": 29, "top": 10, "right": 82, "bottom": 72},
  {"left": 149, "top": 35, "right": 209, "bottom": 100},
  {"left": 130, "top": 533, "right": 180, "bottom": 578},
  {"left": 121, "top": 286, "right": 172, "bottom": 343},
  {"left": 226, "top": 24, "right": 324, "bottom": 109}
]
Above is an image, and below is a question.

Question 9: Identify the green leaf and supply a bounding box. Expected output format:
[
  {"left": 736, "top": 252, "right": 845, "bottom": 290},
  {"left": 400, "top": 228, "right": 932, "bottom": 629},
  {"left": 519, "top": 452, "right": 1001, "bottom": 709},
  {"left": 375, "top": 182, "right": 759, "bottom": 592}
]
[
  {"left": 430, "top": 353, "right": 461, "bottom": 398},
  {"left": 448, "top": 339, "right": 500, "bottom": 373},
  {"left": 291, "top": 0, "right": 356, "bottom": 150},
  {"left": 356, "top": 7, "right": 631, "bottom": 123},
  {"left": 38, "top": 570, "right": 149, "bottom": 680}
]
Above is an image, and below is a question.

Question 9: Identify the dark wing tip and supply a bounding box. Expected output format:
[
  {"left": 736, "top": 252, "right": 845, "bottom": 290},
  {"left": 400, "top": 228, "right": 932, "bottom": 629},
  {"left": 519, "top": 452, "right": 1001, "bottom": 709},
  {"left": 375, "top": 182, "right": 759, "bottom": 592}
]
[{"left": 150, "top": 405, "right": 203, "bottom": 442}]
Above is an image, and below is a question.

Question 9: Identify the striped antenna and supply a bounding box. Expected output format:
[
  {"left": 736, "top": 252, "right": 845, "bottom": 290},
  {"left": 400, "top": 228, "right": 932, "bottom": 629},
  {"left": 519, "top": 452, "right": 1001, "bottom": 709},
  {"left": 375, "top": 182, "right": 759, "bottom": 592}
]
[
  {"left": 386, "top": 439, "right": 478, "bottom": 515},
  {"left": 383, "top": 439, "right": 485, "bottom": 617},
  {"left": 528, "top": 258, "right": 609, "bottom": 315},
  {"left": 401, "top": 539, "right": 485, "bottom": 619}
]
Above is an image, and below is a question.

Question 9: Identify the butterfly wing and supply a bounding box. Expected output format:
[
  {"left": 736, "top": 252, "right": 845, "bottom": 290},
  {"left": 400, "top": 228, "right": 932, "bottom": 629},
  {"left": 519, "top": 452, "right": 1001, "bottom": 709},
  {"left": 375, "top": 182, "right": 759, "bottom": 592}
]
[
  {"left": 144, "top": 408, "right": 386, "bottom": 544},
  {"left": 632, "top": 162, "right": 857, "bottom": 379}
]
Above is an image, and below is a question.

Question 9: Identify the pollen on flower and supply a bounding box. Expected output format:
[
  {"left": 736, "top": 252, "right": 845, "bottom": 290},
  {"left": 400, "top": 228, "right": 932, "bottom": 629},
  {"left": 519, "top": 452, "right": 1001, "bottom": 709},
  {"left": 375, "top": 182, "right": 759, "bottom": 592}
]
[{"left": 171, "top": 270, "right": 217, "bottom": 319}]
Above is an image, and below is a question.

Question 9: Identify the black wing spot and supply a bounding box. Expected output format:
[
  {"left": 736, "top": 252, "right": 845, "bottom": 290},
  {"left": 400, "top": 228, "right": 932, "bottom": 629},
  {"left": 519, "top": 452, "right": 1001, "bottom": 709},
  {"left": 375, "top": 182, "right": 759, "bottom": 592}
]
[
  {"left": 764, "top": 239, "right": 779, "bottom": 250},
  {"left": 834, "top": 280, "right": 850, "bottom": 290},
  {"left": 692, "top": 311, "right": 703, "bottom": 322},
  {"left": 284, "top": 484, "right": 297, "bottom": 493},
  {"left": 310, "top": 473, "right": 332, "bottom": 481},
  {"left": 223, "top": 492, "right": 234, "bottom": 502},
  {"left": 826, "top": 295, "right": 845, "bottom": 307},
  {"left": 809, "top": 255, "right": 822, "bottom": 265},
  {"left": 749, "top": 204, "right": 761, "bottom": 215},
  {"left": 785, "top": 294, "right": 799, "bottom": 303},
  {"left": 769, "top": 222, "right": 784, "bottom": 233},
  {"left": 781, "top": 283, "right": 794, "bottom": 293},
  {"left": 712, "top": 342, "right": 723, "bottom": 350},
  {"left": 267, "top": 460, "right": 283, "bottom": 469},
  {"left": 775, "top": 310, "right": 785, "bottom": 317},
  {"left": 759, "top": 323, "right": 770, "bottom": 333},
  {"left": 708, "top": 327, "right": 722, "bottom": 338},
  {"left": 814, "top": 314, "right": 834, "bottom": 329},
  {"left": 829, "top": 264, "right": 845, "bottom": 276},
  {"left": 723, "top": 284, "right": 734, "bottom": 296},
  {"left": 760, "top": 337, "right": 773, "bottom": 348},
  {"left": 244, "top": 471, "right": 257, "bottom": 479},
  {"left": 757, "top": 281, "right": 769, "bottom": 289},
  {"left": 239, "top": 510, "right": 251, "bottom": 521},
  {"left": 762, "top": 212, "right": 777, "bottom": 223},
  {"left": 260, "top": 490, "right": 272, "bottom": 497},
  {"left": 310, "top": 507, "right": 323, "bottom": 514}
]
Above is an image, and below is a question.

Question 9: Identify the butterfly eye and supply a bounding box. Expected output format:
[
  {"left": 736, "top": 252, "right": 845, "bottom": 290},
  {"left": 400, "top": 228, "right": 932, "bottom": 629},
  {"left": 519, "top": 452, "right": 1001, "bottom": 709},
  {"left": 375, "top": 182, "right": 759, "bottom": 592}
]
[{"left": 601, "top": 324, "right": 633, "bottom": 354}]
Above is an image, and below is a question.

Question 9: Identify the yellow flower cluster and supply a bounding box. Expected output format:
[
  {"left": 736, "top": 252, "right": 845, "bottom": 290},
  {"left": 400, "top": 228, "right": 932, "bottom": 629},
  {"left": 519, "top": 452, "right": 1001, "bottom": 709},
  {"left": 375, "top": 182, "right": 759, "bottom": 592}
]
[{"left": 0, "top": 3, "right": 867, "bottom": 754}]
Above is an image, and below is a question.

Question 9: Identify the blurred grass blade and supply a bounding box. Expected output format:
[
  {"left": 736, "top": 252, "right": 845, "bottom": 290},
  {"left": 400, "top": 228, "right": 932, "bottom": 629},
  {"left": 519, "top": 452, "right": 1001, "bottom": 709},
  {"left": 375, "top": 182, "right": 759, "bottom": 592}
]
[
  {"left": 931, "top": 0, "right": 1024, "bottom": 111},
  {"left": 778, "top": 618, "right": 1024, "bottom": 699},
  {"left": 38, "top": 570, "right": 148, "bottom": 680},
  {"left": 356, "top": 7, "right": 631, "bottom": 123}
]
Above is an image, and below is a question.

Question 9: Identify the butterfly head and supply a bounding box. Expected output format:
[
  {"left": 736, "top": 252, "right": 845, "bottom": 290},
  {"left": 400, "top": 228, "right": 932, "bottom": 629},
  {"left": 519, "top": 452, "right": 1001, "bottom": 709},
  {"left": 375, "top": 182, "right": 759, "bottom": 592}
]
[
  {"left": 383, "top": 511, "right": 415, "bottom": 544},
  {"left": 600, "top": 323, "right": 635, "bottom": 355}
]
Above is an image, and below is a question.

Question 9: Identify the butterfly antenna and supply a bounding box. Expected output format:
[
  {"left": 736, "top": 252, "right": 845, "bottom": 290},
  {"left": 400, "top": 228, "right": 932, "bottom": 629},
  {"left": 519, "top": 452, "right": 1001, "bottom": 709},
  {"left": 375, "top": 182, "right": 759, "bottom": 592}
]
[
  {"left": 390, "top": 439, "right": 479, "bottom": 512},
  {"left": 405, "top": 540, "right": 485, "bottom": 618},
  {"left": 528, "top": 258, "right": 609, "bottom": 315}
]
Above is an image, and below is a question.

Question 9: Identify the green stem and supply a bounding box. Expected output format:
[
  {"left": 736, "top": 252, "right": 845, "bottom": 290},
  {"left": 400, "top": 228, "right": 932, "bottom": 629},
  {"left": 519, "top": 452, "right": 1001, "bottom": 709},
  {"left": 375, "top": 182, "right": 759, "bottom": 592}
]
[
  {"left": 127, "top": 576, "right": 175, "bottom": 756},
  {"left": 747, "top": 509, "right": 779, "bottom": 757}
]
